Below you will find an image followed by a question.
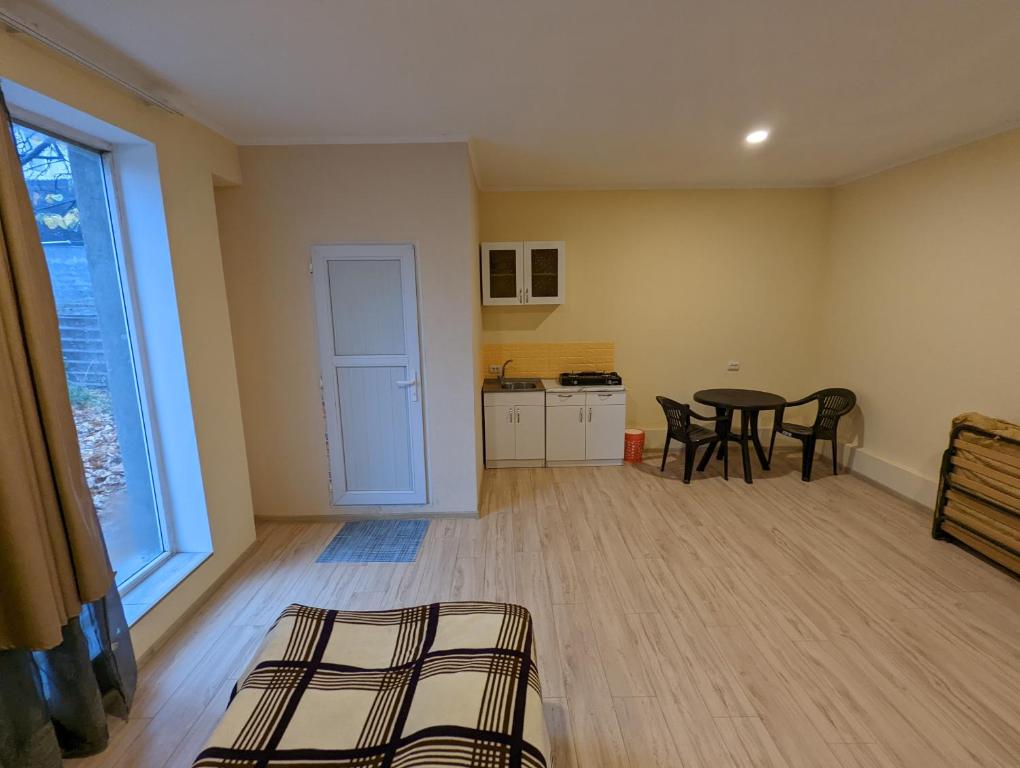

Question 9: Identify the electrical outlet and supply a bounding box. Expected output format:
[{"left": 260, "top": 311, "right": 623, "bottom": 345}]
[
  {"left": 727, "top": 361, "right": 740, "bottom": 371},
  {"left": 488, "top": 365, "right": 501, "bottom": 374}
]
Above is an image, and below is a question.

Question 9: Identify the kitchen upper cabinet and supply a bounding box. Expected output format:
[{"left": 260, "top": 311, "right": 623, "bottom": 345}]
[
  {"left": 523, "top": 241, "right": 565, "bottom": 304},
  {"left": 481, "top": 241, "right": 565, "bottom": 305},
  {"left": 481, "top": 242, "right": 524, "bottom": 305}
]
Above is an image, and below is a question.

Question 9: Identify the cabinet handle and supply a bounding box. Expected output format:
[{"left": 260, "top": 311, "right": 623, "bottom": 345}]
[
  {"left": 516, "top": 407, "right": 521, "bottom": 423},
  {"left": 578, "top": 407, "right": 583, "bottom": 422},
  {"left": 518, "top": 288, "right": 523, "bottom": 303},
  {"left": 588, "top": 407, "right": 592, "bottom": 422},
  {"left": 525, "top": 287, "right": 529, "bottom": 303},
  {"left": 507, "top": 408, "right": 513, "bottom": 423}
]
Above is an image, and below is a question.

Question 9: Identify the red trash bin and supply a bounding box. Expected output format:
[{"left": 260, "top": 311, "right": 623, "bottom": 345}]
[{"left": 624, "top": 429, "right": 645, "bottom": 462}]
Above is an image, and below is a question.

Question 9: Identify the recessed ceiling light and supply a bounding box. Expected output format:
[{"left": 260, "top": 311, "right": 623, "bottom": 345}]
[{"left": 745, "top": 129, "right": 770, "bottom": 145}]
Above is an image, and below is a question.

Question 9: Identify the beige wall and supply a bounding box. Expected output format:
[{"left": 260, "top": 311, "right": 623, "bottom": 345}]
[
  {"left": 470, "top": 169, "right": 484, "bottom": 496},
  {"left": 1, "top": 33, "right": 255, "bottom": 657},
  {"left": 216, "top": 143, "right": 482, "bottom": 517},
  {"left": 478, "top": 135, "right": 1020, "bottom": 504},
  {"left": 822, "top": 127, "right": 1020, "bottom": 504},
  {"left": 480, "top": 189, "right": 832, "bottom": 435}
]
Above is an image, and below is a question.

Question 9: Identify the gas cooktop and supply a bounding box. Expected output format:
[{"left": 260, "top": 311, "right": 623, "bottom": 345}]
[{"left": 558, "top": 370, "right": 623, "bottom": 386}]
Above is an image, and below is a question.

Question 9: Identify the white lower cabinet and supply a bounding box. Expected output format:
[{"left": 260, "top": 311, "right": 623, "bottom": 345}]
[
  {"left": 484, "top": 391, "right": 546, "bottom": 467},
  {"left": 515, "top": 405, "right": 546, "bottom": 459},
  {"left": 585, "top": 404, "right": 626, "bottom": 460},
  {"left": 546, "top": 403, "right": 586, "bottom": 460},
  {"left": 546, "top": 390, "right": 626, "bottom": 464},
  {"left": 483, "top": 405, "right": 517, "bottom": 461},
  {"left": 484, "top": 387, "right": 625, "bottom": 468}
]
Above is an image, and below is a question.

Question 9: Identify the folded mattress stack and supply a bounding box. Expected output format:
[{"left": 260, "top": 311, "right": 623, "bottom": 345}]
[
  {"left": 192, "top": 601, "right": 550, "bottom": 767},
  {"left": 933, "top": 412, "right": 1020, "bottom": 575}
]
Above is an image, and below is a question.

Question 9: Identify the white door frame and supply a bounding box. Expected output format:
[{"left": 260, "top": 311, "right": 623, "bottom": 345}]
[{"left": 311, "top": 242, "right": 428, "bottom": 505}]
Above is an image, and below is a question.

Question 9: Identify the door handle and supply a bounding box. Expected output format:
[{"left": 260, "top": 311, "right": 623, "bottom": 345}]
[{"left": 396, "top": 371, "right": 418, "bottom": 402}]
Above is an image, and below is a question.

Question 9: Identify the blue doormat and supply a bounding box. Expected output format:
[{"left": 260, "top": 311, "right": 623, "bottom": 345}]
[{"left": 317, "top": 519, "right": 429, "bottom": 563}]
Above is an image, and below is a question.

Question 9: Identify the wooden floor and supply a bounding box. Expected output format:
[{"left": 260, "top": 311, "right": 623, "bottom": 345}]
[{"left": 70, "top": 447, "right": 1020, "bottom": 768}]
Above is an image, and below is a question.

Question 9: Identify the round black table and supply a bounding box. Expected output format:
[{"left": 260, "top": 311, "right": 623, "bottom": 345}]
[{"left": 693, "top": 388, "right": 786, "bottom": 484}]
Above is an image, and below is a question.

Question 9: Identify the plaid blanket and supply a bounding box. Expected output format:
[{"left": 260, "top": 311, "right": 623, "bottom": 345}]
[{"left": 192, "top": 602, "right": 550, "bottom": 767}]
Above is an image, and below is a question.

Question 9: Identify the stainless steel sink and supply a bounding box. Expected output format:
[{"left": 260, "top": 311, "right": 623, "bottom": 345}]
[{"left": 501, "top": 381, "right": 539, "bottom": 390}]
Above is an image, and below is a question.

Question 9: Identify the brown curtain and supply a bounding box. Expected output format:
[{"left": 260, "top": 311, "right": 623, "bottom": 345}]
[{"left": 0, "top": 90, "right": 113, "bottom": 651}]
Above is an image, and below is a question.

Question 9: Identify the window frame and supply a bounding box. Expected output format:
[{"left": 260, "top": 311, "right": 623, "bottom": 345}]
[{"left": 13, "top": 115, "right": 176, "bottom": 594}]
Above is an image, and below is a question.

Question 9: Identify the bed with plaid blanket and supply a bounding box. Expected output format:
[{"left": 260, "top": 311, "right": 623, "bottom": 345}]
[{"left": 192, "top": 602, "right": 550, "bottom": 767}]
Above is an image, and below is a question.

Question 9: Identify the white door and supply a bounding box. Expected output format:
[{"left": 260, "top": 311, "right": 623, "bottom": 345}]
[
  {"left": 586, "top": 405, "right": 626, "bottom": 460},
  {"left": 546, "top": 404, "right": 586, "bottom": 461},
  {"left": 312, "top": 244, "right": 427, "bottom": 505},
  {"left": 481, "top": 242, "right": 524, "bottom": 305},
  {"left": 484, "top": 405, "right": 516, "bottom": 460},
  {"left": 515, "top": 405, "right": 546, "bottom": 459}
]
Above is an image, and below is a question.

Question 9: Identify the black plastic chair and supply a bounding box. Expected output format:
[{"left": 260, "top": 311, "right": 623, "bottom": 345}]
[
  {"left": 656, "top": 396, "right": 730, "bottom": 483},
  {"left": 767, "top": 388, "right": 856, "bottom": 481}
]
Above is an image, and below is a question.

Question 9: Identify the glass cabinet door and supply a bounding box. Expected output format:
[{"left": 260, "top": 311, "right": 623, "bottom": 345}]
[
  {"left": 481, "top": 242, "right": 523, "bottom": 305},
  {"left": 523, "top": 241, "right": 565, "bottom": 304}
]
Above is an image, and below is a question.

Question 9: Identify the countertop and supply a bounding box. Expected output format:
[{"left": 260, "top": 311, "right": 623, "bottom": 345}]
[
  {"left": 481, "top": 377, "right": 544, "bottom": 394},
  {"left": 540, "top": 378, "right": 626, "bottom": 393},
  {"left": 481, "top": 378, "right": 627, "bottom": 394}
]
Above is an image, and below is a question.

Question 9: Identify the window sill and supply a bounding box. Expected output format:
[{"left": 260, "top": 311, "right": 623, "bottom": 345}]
[{"left": 121, "top": 551, "right": 211, "bottom": 626}]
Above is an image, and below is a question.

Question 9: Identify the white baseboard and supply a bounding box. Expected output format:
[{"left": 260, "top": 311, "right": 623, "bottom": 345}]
[
  {"left": 135, "top": 539, "right": 257, "bottom": 667},
  {"left": 828, "top": 443, "right": 937, "bottom": 508},
  {"left": 545, "top": 459, "right": 623, "bottom": 467},
  {"left": 486, "top": 459, "right": 545, "bottom": 469},
  {"left": 641, "top": 426, "right": 937, "bottom": 508},
  {"left": 255, "top": 508, "right": 479, "bottom": 522}
]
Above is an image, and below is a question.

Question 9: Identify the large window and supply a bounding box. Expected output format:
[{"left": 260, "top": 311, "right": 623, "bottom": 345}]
[{"left": 14, "top": 122, "right": 167, "bottom": 587}]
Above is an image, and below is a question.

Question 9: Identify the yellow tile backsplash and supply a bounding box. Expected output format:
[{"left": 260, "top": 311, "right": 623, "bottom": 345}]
[{"left": 480, "top": 342, "right": 615, "bottom": 381}]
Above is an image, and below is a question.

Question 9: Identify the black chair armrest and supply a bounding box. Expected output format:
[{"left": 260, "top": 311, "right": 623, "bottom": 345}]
[
  {"left": 690, "top": 409, "right": 730, "bottom": 422},
  {"left": 783, "top": 394, "right": 818, "bottom": 408}
]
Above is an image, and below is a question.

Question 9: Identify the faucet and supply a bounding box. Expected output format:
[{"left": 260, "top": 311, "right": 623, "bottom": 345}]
[{"left": 499, "top": 359, "right": 514, "bottom": 385}]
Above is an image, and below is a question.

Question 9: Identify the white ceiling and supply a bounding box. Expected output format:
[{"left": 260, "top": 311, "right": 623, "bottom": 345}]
[{"left": 24, "top": 0, "right": 1020, "bottom": 188}]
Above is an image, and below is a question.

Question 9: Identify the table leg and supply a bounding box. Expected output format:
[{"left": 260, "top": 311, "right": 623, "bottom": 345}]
[
  {"left": 750, "top": 410, "right": 770, "bottom": 470},
  {"left": 715, "top": 407, "right": 732, "bottom": 459},
  {"left": 740, "top": 409, "right": 753, "bottom": 484}
]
